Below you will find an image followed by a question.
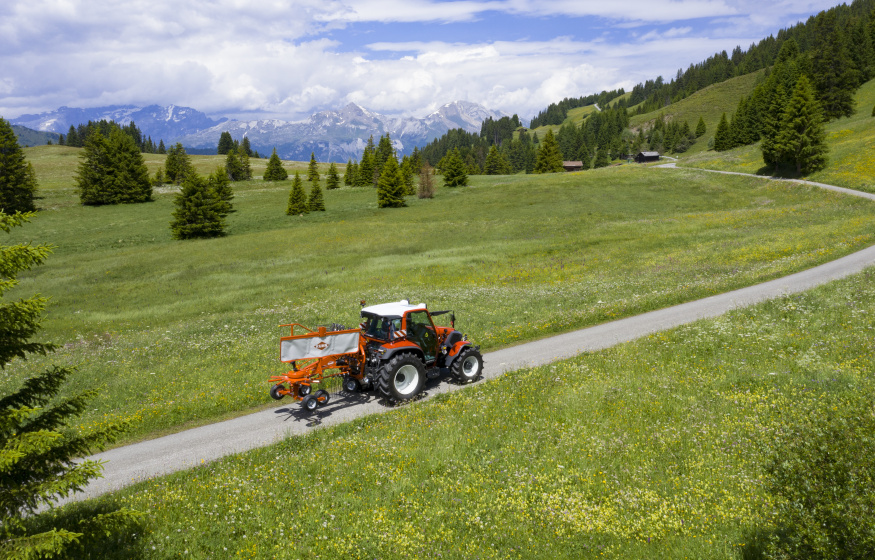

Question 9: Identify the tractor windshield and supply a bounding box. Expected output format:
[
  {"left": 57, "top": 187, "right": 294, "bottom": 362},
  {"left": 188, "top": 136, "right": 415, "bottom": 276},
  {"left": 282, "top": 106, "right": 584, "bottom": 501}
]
[{"left": 361, "top": 313, "right": 402, "bottom": 340}]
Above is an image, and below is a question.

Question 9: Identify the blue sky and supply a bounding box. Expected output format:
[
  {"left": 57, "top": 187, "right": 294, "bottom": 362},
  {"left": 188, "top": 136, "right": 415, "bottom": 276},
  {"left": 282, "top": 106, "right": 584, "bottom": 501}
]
[{"left": 0, "top": 0, "right": 844, "bottom": 122}]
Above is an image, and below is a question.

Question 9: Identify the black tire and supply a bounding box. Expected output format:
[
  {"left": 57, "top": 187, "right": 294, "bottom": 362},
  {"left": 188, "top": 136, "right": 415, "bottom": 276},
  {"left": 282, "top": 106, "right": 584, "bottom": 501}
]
[
  {"left": 314, "top": 389, "right": 330, "bottom": 406},
  {"left": 302, "top": 395, "right": 318, "bottom": 411},
  {"left": 376, "top": 353, "right": 425, "bottom": 402},
  {"left": 343, "top": 376, "right": 360, "bottom": 393},
  {"left": 297, "top": 384, "right": 312, "bottom": 397},
  {"left": 269, "top": 383, "right": 285, "bottom": 400},
  {"left": 452, "top": 348, "right": 483, "bottom": 384}
]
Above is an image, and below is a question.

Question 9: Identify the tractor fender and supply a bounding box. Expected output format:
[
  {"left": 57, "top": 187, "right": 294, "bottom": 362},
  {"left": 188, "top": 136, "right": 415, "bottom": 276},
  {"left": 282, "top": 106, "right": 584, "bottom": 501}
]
[
  {"left": 444, "top": 341, "right": 474, "bottom": 367},
  {"left": 378, "top": 342, "right": 425, "bottom": 364}
]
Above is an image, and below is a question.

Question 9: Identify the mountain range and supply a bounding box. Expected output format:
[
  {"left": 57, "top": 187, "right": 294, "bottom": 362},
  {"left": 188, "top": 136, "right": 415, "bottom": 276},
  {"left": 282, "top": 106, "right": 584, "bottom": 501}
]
[{"left": 10, "top": 101, "right": 509, "bottom": 162}]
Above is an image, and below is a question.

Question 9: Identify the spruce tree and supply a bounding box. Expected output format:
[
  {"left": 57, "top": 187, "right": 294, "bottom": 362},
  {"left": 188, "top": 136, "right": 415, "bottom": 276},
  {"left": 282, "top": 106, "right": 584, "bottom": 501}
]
[
  {"left": 778, "top": 75, "right": 829, "bottom": 174},
  {"left": 761, "top": 84, "right": 789, "bottom": 174},
  {"left": 170, "top": 173, "right": 226, "bottom": 239},
  {"left": 534, "top": 129, "right": 565, "bottom": 173},
  {"left": 344, "top": 159, "right": 355, "bottom": 186},
  {"left": 1, "top": 212, "right": 139, "bottom": 558},
  {"left": 442, "top": 148, "right": 468, "bottom": 187},
  {"left": 307, "top": 181, "right": 325, "bottom": 212},
  {"left": 399, "top": 157, "right": 415, "bottom": 195},
  {"left": 157, "top": 139, "right": 166, "bottom": 154},
  {"left": 810, "top": 10, "right": 858, "bottom": 120},
  {"left": 263, "top": 148, "right": 288, "bottom": 181},
  {"left": 356, "top": 151, "right": 373, "bottom": 186},
  {"left": 225, "top": 146, "right": 243, "bottom": 181},
  {"left": 217, "top": 131, "right": 234, "bottom": 155},
  {"left": 75, "top": 130, "right": 111, "bottom": 204},
  {"left": 713, "top": 113, "right": 731, "bottom": 151},
  {"left": 286, "top": 172, "right": 309, "bottom": 215},
  {"left": 593, "top": 148, "right": 610, "bottom": 168},
  {"left": 325, "top": 162, "right": 340, "bottom": 190},
  {"left": 165, "top": 142, "right": 194, "bottom": 185},
  {"left": 0, "top": 118, "right": 38, "bottom": 213},
  {"left": 376, "top": 155, "right": 406, "bottom": 208},
  {"left": 76, "top": 130, "right": 152, "bottom": 205},
  {"left": 307, "top": 152, "right": 319, "bottom": 183},
  {"left": 209, "top": 167, "right": 234, "bottom": 216},
  {"left": 695, "top": 116, "right": 707, "bottom": 138},
  {"left": 484, "top": 145, "right": 511, "bottom": 175},
  {"left": 241, "top": 136, "right": 253, "bottom": 157},
  {"left": 66, "top": 125, "right": 80, "bottom": 147},
  {"left": 374, "top": 134, "right": 394, "bottom": 180},
  {"left": 238, "top": 146, "right": 252, "bottom": 180}
]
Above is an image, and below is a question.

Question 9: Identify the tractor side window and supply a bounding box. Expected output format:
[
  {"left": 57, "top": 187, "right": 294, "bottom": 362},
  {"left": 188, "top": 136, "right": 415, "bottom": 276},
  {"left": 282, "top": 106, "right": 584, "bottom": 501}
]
[
  {"left": 406, "top": 311, "right": 437, "bottom": 359},
  {"left": 362, "top": 314, "right": 401, "bottom": 340}
]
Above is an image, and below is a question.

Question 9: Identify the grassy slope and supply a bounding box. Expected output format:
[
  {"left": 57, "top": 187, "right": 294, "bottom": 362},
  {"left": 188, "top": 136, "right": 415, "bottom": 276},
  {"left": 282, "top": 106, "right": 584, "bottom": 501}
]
[
  {"left": 629, "top": 70, "right": 766, "bottom": 156},
  {"left": 4, "top": 159, "right": 875, "bottom": 444},
  {"left": 682, "top": 77, "right": 875, "bottom": 193},
  {"left": 49, "top": 263, "right": 875, "bottom": 560}
]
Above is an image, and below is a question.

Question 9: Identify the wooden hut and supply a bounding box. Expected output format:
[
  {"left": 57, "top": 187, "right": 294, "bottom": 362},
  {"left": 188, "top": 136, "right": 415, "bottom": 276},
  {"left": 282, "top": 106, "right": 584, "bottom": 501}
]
[{"left": 634, "top": 151, "right": 660, "bottom": 163}]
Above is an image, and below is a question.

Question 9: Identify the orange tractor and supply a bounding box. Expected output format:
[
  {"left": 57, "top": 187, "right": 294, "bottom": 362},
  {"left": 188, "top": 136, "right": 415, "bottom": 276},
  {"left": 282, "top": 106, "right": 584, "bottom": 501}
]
[{"left": 268, "top": 300, "right": 483, "bottom": 410}]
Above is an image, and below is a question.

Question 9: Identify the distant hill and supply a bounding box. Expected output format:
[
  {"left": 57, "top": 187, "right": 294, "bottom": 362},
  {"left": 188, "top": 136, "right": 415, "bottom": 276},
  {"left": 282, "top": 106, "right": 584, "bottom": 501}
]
[{"left": 11, "top": 124, "right": 59, "bottom": 147}]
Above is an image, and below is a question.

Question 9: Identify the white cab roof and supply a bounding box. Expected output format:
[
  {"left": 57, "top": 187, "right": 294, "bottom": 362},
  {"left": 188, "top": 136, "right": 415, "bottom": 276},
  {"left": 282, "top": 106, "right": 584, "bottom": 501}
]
[{"left": 361, "top": 299, "right": 426, "bottom": 317}]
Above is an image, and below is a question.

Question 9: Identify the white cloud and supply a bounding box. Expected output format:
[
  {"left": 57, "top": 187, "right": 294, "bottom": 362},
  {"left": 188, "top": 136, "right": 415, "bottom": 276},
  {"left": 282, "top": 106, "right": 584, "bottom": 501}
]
[{"left": 0, "top": 0, "right": 847, "bottom": 122}]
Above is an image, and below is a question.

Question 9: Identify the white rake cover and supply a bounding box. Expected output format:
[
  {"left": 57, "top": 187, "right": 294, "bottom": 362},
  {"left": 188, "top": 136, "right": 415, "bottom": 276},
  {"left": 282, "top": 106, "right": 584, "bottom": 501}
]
[{"left": 280, "top": 331, "right": 360, "bottom": 362}]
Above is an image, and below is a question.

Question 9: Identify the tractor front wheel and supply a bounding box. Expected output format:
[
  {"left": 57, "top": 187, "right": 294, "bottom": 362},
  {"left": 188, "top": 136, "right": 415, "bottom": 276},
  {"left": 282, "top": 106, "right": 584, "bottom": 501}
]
[
  {"left": 376, "top": 354, "right": 425, "bottom": 402},
  {"left": 452, "top": 348, "right": 483, "bottom": 384}
]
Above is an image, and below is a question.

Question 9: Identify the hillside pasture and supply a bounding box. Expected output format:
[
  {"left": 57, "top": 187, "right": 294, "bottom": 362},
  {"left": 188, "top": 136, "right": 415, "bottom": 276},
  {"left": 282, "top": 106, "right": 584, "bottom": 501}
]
[
  {"left": 44, "top": 263, "right": 875, "bottom": 559},
  {"left": 682, "top": 77, "right": 875, "bottom": 193},
  {"left": 4, "top": 160, "right": 874, "bottom": 444}
]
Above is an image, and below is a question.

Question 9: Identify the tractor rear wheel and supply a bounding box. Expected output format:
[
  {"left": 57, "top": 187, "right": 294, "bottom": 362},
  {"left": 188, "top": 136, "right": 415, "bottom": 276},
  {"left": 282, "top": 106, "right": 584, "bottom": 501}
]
[
  {"left": 376, "top": 353, "right": 425, "bottom": 402},
  {"left": 452, "top": 348, "right": 483, "bottom": 384}
]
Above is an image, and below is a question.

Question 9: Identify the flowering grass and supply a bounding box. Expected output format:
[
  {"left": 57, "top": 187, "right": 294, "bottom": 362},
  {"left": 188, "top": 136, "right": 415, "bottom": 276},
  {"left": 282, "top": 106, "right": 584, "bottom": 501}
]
[
  {"left": 683, "top": 77, "right": 875, "bottom": 193},
  {"left": 45, "top": 265, "right": 875, "bottom": 559},
  {"left": 3, "top": 159, "right": 874, "bottom": 444}
]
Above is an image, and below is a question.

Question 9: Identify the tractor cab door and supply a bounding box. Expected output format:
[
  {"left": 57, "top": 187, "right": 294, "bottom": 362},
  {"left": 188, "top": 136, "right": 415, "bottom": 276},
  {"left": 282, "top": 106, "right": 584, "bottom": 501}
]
[{"left": 405, "top": 310, "right": 438, "bottom": 364}]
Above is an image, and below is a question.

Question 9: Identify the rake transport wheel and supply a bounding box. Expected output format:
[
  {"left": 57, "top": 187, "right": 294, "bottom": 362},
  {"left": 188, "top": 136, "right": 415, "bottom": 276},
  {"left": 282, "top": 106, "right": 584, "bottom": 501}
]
[
  {"left": 302, "top": 394, "right": 319, "bottom": 411},
  {"left": 452, "top": 348, "right": 483, "bottom": 384},
  {"left": 343, "top": 375, "right": 360, "bottom": 393},
  {"left": 269, "top": 383, "right": 285, "bottom": 400},
  {"left": 376, "top": 353, "right": 425, "bottom": 402},
  {"left": 297, "top": 384, "right": 312, "bottom": 398},
  {"left": 314, "top": 389, "right": 331, "bottom": 407}
]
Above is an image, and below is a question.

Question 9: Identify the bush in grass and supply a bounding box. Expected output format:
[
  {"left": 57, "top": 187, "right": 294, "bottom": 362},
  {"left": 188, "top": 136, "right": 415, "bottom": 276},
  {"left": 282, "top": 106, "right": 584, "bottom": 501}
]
[
  {"left": 763, "top": 397, "right": 875, "bottom": 559},
  {"left": 0, "top": 211, "right": 139, "bottom": 558}
]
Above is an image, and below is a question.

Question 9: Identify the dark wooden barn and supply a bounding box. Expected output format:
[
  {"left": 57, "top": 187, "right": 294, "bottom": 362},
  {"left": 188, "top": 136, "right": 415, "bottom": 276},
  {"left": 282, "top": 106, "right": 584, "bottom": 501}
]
[{"left": 635, "top": 151, "right": 660, "bottom": 163}]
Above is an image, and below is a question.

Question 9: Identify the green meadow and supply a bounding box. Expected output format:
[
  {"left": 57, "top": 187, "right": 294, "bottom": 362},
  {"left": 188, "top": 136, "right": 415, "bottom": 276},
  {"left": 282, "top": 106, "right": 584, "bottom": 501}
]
[
  {"left": 41, "top": 257, "right": 875, "bottom": 559},
  {"left": 4, "top": 155, "right": 875, "bottom": 445}
]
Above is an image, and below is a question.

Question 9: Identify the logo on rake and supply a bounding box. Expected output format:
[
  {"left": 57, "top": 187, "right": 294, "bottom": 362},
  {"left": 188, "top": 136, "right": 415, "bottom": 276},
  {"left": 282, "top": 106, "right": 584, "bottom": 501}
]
[{"left": 315, "top": 341, "right": 329, "bottom": 350}]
